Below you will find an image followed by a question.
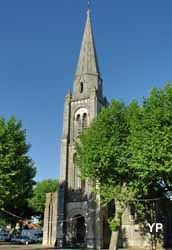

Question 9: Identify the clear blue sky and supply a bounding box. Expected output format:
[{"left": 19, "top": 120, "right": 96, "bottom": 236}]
[{"left": 1, "top": 0, "right": 172, "bottom": 181}]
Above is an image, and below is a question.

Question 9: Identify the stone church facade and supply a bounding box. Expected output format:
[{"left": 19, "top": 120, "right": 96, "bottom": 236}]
[
  {"left": 55, "top": 6, "right": 108, "bottom": 249},
  {"left": 43, "top": 6, "right": 111, "bottom": 249}
]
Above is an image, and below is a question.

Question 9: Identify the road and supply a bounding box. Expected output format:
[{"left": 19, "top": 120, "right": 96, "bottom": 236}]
[{"left": 0, "top": 244, "right": 54, "bottom": 250}]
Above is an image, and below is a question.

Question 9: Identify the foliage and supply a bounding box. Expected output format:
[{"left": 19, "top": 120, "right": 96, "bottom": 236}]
[
  {"left": 99, "top": 184, "right": 138, "bottom": 231},
  {"left": 76, "top": 83, "right": 172, "bottom": 230},
  {"left": 129, "top": 83, "right": 172, "bottom": 197},
  {"left": 29, "top": 179, "right": 59, "bottom": 217},
  {"left": 0, "top": 216, "right": 7, "bottom": 227},
  {"left": 76, "top": 100, "right": 130, "bottom": 185},
  {"left": 0, "top": 116, "right": 36, "bottom": 222}
]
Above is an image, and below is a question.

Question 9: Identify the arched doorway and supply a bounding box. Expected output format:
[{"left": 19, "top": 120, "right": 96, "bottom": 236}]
[
  {"left": 69, "top": 214, "right": 86, "bottom": 246},
  {"left": 75, "top": 215, "right": 85, "bottom": 243}
]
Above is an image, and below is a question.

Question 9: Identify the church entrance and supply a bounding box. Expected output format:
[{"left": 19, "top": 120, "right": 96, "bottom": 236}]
[
  {"left": 76, "top": 215, "right": 86, "bottom": 243},
  {"left": 69, "top": 215, "right": 86, "bottom": 247}
]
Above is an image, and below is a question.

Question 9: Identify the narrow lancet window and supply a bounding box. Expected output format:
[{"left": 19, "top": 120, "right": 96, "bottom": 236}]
[
  {"left": 73, "top": 153, "right": 77, "bottom": 189},
  {"left": 80, "top": 82, "right": 84, "bottom": 93},
  {"left": 82, "top": 113, "right": 87, "bottom": 129},
  {"left": 76, "top": 114, "right": 82, "bottom": 136}
]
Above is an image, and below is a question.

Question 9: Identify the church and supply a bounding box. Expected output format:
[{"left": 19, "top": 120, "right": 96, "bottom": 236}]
[
  {"left": 55, "top": 4, "right": 111, "bottom": 248},
  {"left": 43, "top": 3, "right": 111, "bottom": 249},
  {"left": 42, "top": 3, "right": 169, "bottom": 250}
]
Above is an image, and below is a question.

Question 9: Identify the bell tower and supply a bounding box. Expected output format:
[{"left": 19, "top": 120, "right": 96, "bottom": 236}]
[{"left": 56, "top": 4, "right": 107, "bottom": 248}]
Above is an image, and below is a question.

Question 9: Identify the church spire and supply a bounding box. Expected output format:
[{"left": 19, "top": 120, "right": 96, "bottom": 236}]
[
  {"left": 75, "top": 3, "right": 100, "bottom": 77},
  {"left": 87, "top": 0, "right": 90, "bottom": 12}
]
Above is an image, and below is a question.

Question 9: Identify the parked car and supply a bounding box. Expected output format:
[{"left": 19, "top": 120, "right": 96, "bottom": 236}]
[
  {"left": 0, "top": 231, "right": 10, "bottom": 241},
  {"left": 21, "top": 229, "right": 43, "bottom": 243},
  {"left": 34, "top": 236, "right": 42, "bottom": 243},
  {"left": 11, "top": 236, "right": 18, "bottom": 243},
  {"left": 33, "top": 232, "right": 43, "bottom": 243},
  {"left": 11, "top": 235, "right": 33, "bottom": 245}
]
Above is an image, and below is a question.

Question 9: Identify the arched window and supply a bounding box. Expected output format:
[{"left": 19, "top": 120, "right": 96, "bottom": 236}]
[
  {"left": 74, "top": 108, "right": 88, "bottom": 138},
  {"left": 76, "top": 114, "right": 80, "bottom": 122},
  {"left": 82, "top": 113, "right": 87, "bottom": 129},
  {"left": 73, "top": 153, "right": 77, "bottom": 188},
  {"left": 79, "top": 82, "right": 84, "bottom": 93},
  {"left": 76, "top": 114, "right": 82, "bottom": 136}
]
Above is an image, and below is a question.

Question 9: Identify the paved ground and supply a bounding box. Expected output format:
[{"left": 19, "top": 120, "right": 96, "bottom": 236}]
[{"left": 0, "top": 244, "right": 54, "bottom": 250}]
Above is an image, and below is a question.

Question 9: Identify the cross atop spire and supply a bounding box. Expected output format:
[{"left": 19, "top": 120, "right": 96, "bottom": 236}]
[
  {"left": 87, "top": 0, "right": 90, "bottom": 12},
  {"left": 75, "top": 1, "right": 100, "bottom": 77}
]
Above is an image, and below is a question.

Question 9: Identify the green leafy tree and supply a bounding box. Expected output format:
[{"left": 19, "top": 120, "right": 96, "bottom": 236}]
[
  {"left": 76, "top": 100, "right": 135, "bottom": 229},
  {"left": 76, "top": 100, "right": 130, "bottom": 185},
  {"left": 0, "top": 116, "right": 36, "bottom": 222},
  {"left": 29, "top": 179, "right": 59, "bottom": 218},
  {"left": 76, "top": 83, "right": 172, "bottom": 231},
  {"left": 129, "top": 83, "right": 172, "bottom": 198}
]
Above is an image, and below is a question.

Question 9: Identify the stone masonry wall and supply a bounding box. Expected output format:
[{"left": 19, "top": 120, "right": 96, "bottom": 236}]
[{"left": 43, "top": 192, "right": 58, "bottom": 246}]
